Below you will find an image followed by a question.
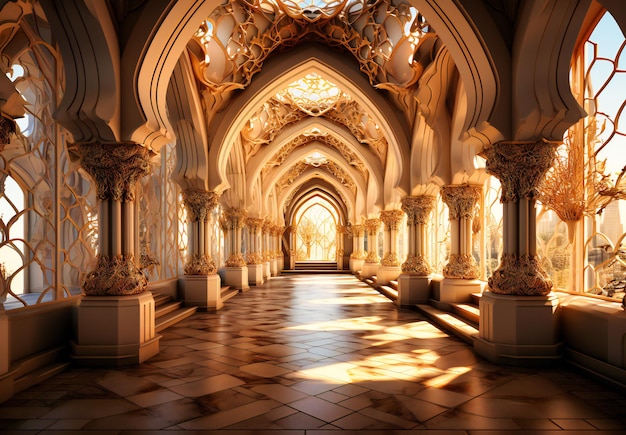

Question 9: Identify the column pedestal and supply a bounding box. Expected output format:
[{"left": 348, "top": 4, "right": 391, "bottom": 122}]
[
  {"left": 247, "top": 264, "right": 264, "bottom": 286},
  {"left": 263, "top": 261, "right": 271, "bottom": 280},
  {"left": 222, "top": 266, "right": 249, "bottom": 291},
  {"left": 180, "top": 274, "right": 223, "bottom": 311},
  {"left": 350, "top": 258, "right": 364, "bottom": 274},
  {"left": 437, "top": 278, "right": 483, "bottom": 304},
  {"left": 360, "top": 262, "right": 378, "bottom": 279},
  {"left": 71, "top": 292, "right": 160, "bottom": 366},
  {"left": 475, "top": 291, "right": 561, "bottom": 364},
  {"left": 271, "top": 259, "right": 278, "bottom": 277},
  {"left": 376, "top": 265, "right": 401, "bottom": 285},
  {"left": 396, "top": 274, "right": 432, "bottom": 306}
]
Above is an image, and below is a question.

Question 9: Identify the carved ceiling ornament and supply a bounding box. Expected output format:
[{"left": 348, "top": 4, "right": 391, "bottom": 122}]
[
  {"left": 69, "top": 142, "right": 154, "bottom": 202},
  {"left": 191, "top": 0, "right": 431, "bottom": 99},
  {"left": 479, "top": 140, "right": 558, "bottom": 203},
  {"left": 263, "top": 132, "right": 368, "bottom": 178}
]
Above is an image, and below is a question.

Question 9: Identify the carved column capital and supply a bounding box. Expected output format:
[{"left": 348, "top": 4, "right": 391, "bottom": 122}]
[
  {"left": 182, "top": 190, "right": 220, "bottom": 222},
  {"left": 440, "top": 185, "right": 481, "bottom": 220},
  {"left": 262, "top": 219, "right": 272, "bottom": 234},
  {"left": 479, "top": 140, "right": 558, "bottom": 202},
  {"left": 380, "top": 210, "right": 404, "bottom": 230},
  {"left": 401, "top": 195, "right": 435, "bottom": 225},
  {"left": 69, "top": 142, "right": 154, "bottom": 202},
  {"left": 0, "top": 116, "right": 16, "bottom": 151},
  {"left": 364, "top": 218, "right": 381, "bottom": 235},
  {"left": 221, "top": 208, "right": 247, "bottom": 230},
  {"left": 336, "top": 224, "right": 346, "bottom": 234},
  {"left": 246, "top": 217, "right": 263, "bottom": 232},
  {"left": 351, "top": 224, "right": 364, "bottom": 237}
]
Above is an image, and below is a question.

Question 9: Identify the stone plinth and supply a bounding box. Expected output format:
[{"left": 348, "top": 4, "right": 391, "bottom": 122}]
[
  {"left": 247, "top": 264, "right": 264, "bottom": 286},
  {"left": 360, "top": 262, "right": 378, "bottom": 279},
  {"left": 376, "top": 265, "right": 401, "bottom": 285},
  {"left": 349, "top": 258, "right": 364, "bottom": 274},
  {"left": 271, "top": 259, "right": 279, "bottom": 277},
  {"left": 71, "top": 292, "right": 160, "bottom": 366},
  {"left": 396, "top": 274, "right": 433, "bottom": 306},
  {"left": 438, "top": 278, "right": 483, "bottom": 304},
  {"left": 263, "top": 261, "right": 271, "bottom": 280},
  {"left": 222, "top": 266, "right": 250, "bottom": 291},
  {"left": 475, "top": 290, "right": 561, "bottom": 364},
  {"left": 180, "top": 274, "right": 223, "bottom": 311}
]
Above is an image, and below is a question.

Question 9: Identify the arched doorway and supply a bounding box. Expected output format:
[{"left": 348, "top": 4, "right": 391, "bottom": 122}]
[{"left": 295, "top": 198, "right": 338, "bottom": 261}]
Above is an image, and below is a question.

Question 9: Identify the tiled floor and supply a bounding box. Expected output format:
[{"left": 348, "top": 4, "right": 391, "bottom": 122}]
[{"left": 2, "top": 274, "right": 626, "bottom": 434}]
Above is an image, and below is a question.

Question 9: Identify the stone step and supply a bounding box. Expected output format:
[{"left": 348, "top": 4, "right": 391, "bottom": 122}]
[
  {"left": 153, "top": 292, "right": 172, "bottom": 307},
  {"left": 451, "top": 302, "right": 480, "bottom": 325},
  {"left": 415, "top": 304, "right": 478, "bottom": 345},
  {"left": 378, "top": 285, "right": 398, "bottom": 302},
  {"left": 221, "top": 285, "right": 239, "bottom": 303},
  {"left": 155, "top": 306, "right": 198, "bottom": 332},
  {"left": 155, "top": 299, "right": 184, "bottom": 318}
]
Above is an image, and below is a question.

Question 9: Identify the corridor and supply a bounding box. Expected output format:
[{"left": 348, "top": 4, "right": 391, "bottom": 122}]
[{"left": 2, "top": 274, "right": 626, "bottom": 433}]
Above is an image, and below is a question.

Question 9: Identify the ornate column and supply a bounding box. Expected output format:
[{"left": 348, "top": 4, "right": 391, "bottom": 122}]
[
  {"left": 245, "top": 218, "right": 264, "bottom": 285},
  {"left": 289, "top": 225, "right": 297, "bottom": 270},
  {"left": 68, "top": 142, "right": 159, "bottom": 365},
  {"left": 397, "top": 196, "right": 436, "bottom": 305},
  {"left": 360, "top": 218, "right": 381, "bottom": 279},
  {"left": 441, "top": 185, "right": 481, "bottom": 280},
  {"left": 262, "top": 220, "right": 272, "bottom": 280},
  {"left": 221, "top": 207, "right": 249, "bottom": 290},
  {"left": 475, "top": 140, "right": 561, "bottom": 364},
  {"left": 179, "top": 190, "right": 223, "bottom": 310},
  {"left": 438, "top": 184, "right": 482, "bottom": 303},
  {"left": 378, "top": 210, "right": 404, "bottom": 284},
  {"left": 276, "top": 225, "right": 285, "bottom": 273},
  {"left": 270, "top": 224, "right": 281, "bottom": 276},
  {"left": 349, "top": 224, "right": 366, "bottom": 274},
  {"left": 336, "top": 224, "right": 346, "bottom": 270}
]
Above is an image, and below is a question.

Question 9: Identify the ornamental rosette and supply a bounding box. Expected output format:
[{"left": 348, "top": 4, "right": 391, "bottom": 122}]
[
  {"left": 381, "top": 252, "right": 401, "bottom": 266},
  {"left": 82, "top": 254, "right": 147, "bottom": 295},
  {"left": 489, "top": 253, "right": 553, "bottom": 296},
  {"left": 401, "top": 253, "right": 431, "bottom": 275},
  {"left": 443, "top": 254, "right": 479, "bottom": 279},
  {"left": 184, "top": 254, "right": 217, "bottom": 275},
  {"left": 226, "top": 252, "right": 247, "bottom": 267}
]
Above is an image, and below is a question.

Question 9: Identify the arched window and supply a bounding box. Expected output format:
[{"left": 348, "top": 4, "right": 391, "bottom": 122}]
[
  {"left": 295, "top": 197, "right": 338, "bottom": 261},
  {"left": 538, "top": 4, "right": 625, "bottom": 301}
]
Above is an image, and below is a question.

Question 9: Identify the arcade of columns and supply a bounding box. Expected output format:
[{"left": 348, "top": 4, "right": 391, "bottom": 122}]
[{"left": 0, "top": 112, "right": 560, "bottom": 365}]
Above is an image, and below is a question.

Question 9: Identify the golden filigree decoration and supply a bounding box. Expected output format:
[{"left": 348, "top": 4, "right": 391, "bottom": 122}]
[
  {"left": 246, "top": 252, "right": 263, "bottom": 265},
  {"left": 401, "top": 253, "right": 431, "bottom": 275},
  {"left": 277, "top": 161, "right": 309, "bottom": 191},
  {"left": 220, "top": 208, "right": 248, "bottom": 230},
  {"left": 82, "top": 254, "right": 147, "bottom": 296},
  {"left": 69, "top": 142, "right": 154, "bottom": 202},
  {"left": 364, "top": 218, "right": 381, "bottom": 235},
  {"left": 351, "top": 224, "right": 364, "bottom": 237},
  {"left": 226, "top": 252, "right": 247, "bottom": 267},
  {"left": 443, "top": 254, "right": 479, "bottom": 279},
  {"left": 350, "top": 249, "right": 367, "bottom": 259},
  {"left": 381, "top": 252, "right": 401, "bottom": 266},
  {"left": 184, "top": 253, "right": 217, "bottom": 275},
  {"left": 488, "top": 253, "right": 553, "bottom": 296}
]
